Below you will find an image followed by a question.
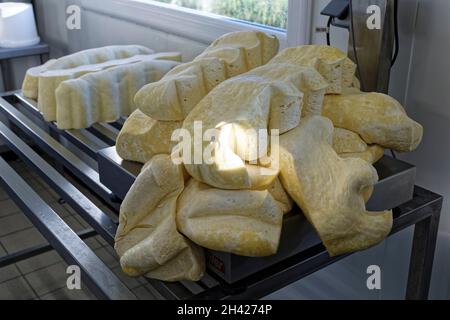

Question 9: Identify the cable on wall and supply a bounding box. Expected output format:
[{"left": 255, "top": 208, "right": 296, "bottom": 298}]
[
  {"left": 391, "top": 0, "right": 399, "bottom": 67},
  {"left": 326, "top": 16, "right": 333, "bottom": 46},
  {"left": 349, "top": 0, "right": 365, "bottom": 92}
]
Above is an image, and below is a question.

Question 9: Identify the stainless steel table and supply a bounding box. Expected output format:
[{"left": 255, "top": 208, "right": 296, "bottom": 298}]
[{"left": 0, "top": 91, "right": 443, "bottom": 300}]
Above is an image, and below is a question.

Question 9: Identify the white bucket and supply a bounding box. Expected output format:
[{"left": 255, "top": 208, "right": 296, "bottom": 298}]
[{"left": 0, "top": 2, "right": 40, "bottom": 48}]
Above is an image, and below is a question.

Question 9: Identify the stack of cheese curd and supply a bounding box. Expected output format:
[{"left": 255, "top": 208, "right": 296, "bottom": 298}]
[
  {"left": 22, "top": 45, "right": 182, "bottom": 129},
  {"left": 65, "top": 33, "right": 421, "bottom": 283}
]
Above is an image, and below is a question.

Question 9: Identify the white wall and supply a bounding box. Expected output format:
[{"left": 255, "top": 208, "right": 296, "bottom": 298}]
[
  {"left": 9, "top": 0, "right": 450, "bottom": 299},
  {"left": 282, "top": 0, "right": 450, "bottom": 300},
  {"left": 398, "top": 0, "right": 450, "bottom": 299},
  {"left": 33, "top": 0, "right": 209, "bottom": 61}
]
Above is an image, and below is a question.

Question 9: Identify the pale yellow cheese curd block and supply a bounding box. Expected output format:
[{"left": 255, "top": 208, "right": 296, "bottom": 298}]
[
  {"left": 182, "top": 60, "right": 327, "bottom": 190},
  {"left": 22, "top": 59, "right": 56, "bottom": 99},
  {"left": 267, "top": 177, "right": 293, "bottom": 214},
  {"left": 135, "top": 58, "right": 224, "bottom": 121},
  {"left": 322, "top": 91, "right": 423, "bottom": 152},
  {"left": 23, "top": 45, "right": 153, "bottom": 101},
  {"left": 249, "top": 62, "right": 329, "bottom": 120},
  {"left": 177, "top": 179, "right": 284, "bottom": 257},
  {"left": 39, "top": 52, "right": 181, "bottom": 122},
  {"left": 333, "top": 128, "right": 384, "bottom": 164},
  {"left": 55, "top": 58, "right": 180, "bottom": 129},
  {"left": 332, "top": 127, "right": 368, "bottom": 154},
  {"left": 46, "top": 45, "right": 154, "bottom": 70},
  {"left": 339, "top": 145, "right": 385, "bottom": 164},
  {"left": 115, "top": 155, "right": 204, "bottom": 282},
  {"left": 116, "top": 109, "right": 182, "bottom": 164},
  {"left": 279, "top": 116, "right": 393, "bottom": 256},
  {"left": 271, "top": 45, "right": 356, "bottom": 94},
  {"left": 195, "top": 30, "right": 279, "bottom": 76},
  {"left": 136, "top": 31, "right": 280, "bottom": 121}
]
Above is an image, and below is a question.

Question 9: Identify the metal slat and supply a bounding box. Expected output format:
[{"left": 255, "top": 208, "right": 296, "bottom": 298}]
[
  {"left": 88, "top": 123, "right": 119, "bottom": 146},
  {"left": 0, "top": 157, "right": 135, "bottom": 300},
  {"left": 0, "top": 229, "right": 97, "bottom": 268},
  {"left": 13, "top": 92, "right": 42, "bottom": 115},
  {"left": 15, "top": 92, "right": 120, "bottom": 147},
  {"left": 0, "top": 96, "right": 116, "bottom": 203},
  {"left": 109, "top": 117, "right": 125, "bottom": 130},
  {"left": 13, "top": 93, "right": 109, "bottom": 159},
  {"left": 0, "top": 122, "right": 118, "bottom": 245},
  {"left": 146, "top": 279, "right": 193, "bottom": 300},
  {"left": 63, "top": 129, "right": 109, "bottom": 159}
]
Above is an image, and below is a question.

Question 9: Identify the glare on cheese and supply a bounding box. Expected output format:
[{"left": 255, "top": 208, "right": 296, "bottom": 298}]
[{"left": 182, "top": 58, "right": 327, "bottom": 190}]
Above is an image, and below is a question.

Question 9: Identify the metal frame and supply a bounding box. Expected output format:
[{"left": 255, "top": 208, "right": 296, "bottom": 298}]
[
  {"left": 0, "top": 42, "right": 49, "bottom": 91},
  {"left": 0, "top": 156, "right": 135, "bottom": 300},
  {"left": 0, "top": 91, "right": 443, "bottom": 300}
]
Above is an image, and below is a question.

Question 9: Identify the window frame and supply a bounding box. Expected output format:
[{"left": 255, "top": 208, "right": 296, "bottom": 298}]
[{"left": 81, "top": 0, "right": 313, "bottom": 48}]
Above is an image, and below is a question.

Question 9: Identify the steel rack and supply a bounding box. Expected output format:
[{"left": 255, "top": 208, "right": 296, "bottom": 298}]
[{"left": 0, "top": 91, "right": 443, "bottom": 300}]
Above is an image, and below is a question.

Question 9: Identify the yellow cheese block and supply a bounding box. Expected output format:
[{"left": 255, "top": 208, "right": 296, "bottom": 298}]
[
  {"left": 279, "top": 116, "right": 392, "bottom": 256},
  {"left": 22, "top": 45, "right": 153, "bottom": 100},
  {"left": 115, "top": 155, "right": 204, "bottom": 282},
  {"left": 55, "top": 58, "right": 180, "bottom": 129},
  {"left": 268, "top": 177, "right": 294, "bottom": 214},
  {"left": 182, "top": 58, "right": 327, "bottom": 190},
  {"left": 271, "top": 45, "right": 356, "bottom": 94},
  {"left": 136, "top": 31, "right": 280, "bottom": 121},
  {"left": 39, "top": 52, "right": 181, "bottom": 122},
  {"left": 332, "top": 128, "right": 384, "bottom": 164},
  {"left": 339, "top": 145, "right": 385, "bottom": 164},
  {"left": 21, "top": 59, "right": 56, "bottom": 100},
  {"left": 116, "top": 109, "right": 182, "bottom": 164},
  {"left": 177, "top": 179, "right": 284, "bottom": 257},
  {"left": 47, "top": 45, "right": 153, "bottom": 70},
  {"left": 323, "top": 91, "right": 423, "bottom": 152},
  {"left": 332, "top": 127, "right": 368, "bottom": 154}
]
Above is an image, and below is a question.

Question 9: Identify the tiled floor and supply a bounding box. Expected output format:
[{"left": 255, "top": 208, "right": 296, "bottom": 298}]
[{"left": 0, "top": 156, "right": 157, "bottom": 300}]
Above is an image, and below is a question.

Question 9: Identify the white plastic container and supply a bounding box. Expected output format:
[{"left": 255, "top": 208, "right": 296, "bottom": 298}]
[{"left": 0, "top": 2, "right": 40, "bottom": 48}]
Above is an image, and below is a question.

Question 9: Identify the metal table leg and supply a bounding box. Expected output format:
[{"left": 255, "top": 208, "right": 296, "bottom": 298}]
[
  {"left": 406, "top": 199, "right": 442, "bottom": 300},
  {"left": 1, "top": 59, "right": 9, "bottom": 91}
]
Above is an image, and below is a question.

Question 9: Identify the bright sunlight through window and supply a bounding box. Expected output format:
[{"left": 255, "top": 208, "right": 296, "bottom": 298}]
[{"left": 152, "top": 0, "right": 288, "bottom": 29}]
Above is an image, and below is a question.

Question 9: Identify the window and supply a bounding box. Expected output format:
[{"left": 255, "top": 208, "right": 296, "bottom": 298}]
[
  {"left": 152, "top": 0, "right": 288, "bottom": 30},
  {"left": 81, "top": 0, "right": 312, "bottom": 48}
]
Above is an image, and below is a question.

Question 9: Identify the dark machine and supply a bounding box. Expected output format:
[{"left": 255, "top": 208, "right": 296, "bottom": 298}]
[{"left": 322, "top": 0, "right": 399, "bottom": 93}]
